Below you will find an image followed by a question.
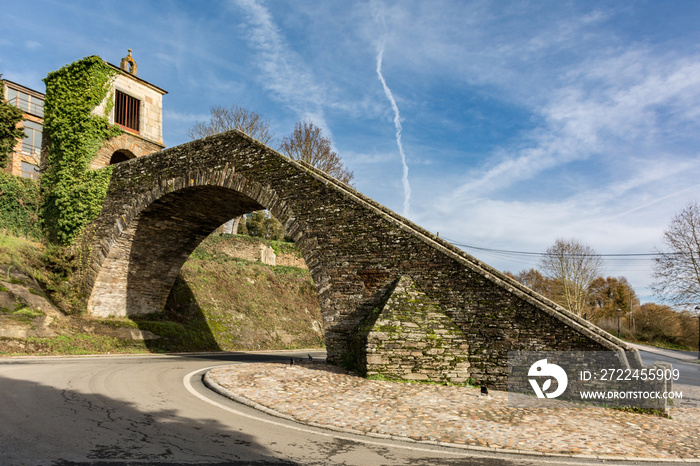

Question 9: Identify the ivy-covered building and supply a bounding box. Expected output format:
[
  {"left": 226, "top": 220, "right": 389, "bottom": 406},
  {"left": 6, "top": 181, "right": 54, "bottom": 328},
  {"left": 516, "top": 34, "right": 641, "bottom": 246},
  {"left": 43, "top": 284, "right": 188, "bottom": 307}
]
[
  {"left": 38, "top": 51, "right": 168, "bottom": 244},
  {"left": 0, "top": 51, "right": 168, "bottom": 244},
  {"left": 1, "top": 79, "right": 44, "bottom": 179},
  {"left": 2, "top": 50, "right": 167, "bottom": 179}
]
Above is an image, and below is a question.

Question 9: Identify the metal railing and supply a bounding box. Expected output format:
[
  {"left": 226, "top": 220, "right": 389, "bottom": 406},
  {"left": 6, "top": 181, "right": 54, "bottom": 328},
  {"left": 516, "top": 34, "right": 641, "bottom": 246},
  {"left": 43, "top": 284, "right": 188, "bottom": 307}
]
[
  {"left": 115, "top": 91, "right": 139, "bottom": 133},
  {"left": 20, "top": 143, "right": 41, "bottom": 158},
  {"left": 7, "top": 96, "right": 44, "bottom": 118}
]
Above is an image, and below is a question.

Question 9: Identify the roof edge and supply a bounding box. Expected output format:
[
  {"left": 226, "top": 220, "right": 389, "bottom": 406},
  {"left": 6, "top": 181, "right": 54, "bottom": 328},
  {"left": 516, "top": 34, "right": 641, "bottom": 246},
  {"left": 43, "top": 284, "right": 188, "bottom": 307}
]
[{"left": 105, "top": 62, "right": 168, "bottom": 95}]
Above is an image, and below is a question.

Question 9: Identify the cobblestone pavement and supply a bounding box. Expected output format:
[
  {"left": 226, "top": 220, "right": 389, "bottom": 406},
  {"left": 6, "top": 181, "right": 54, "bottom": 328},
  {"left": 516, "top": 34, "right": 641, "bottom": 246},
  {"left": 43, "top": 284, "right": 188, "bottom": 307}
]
[{"left": 205, "top": 361, "right": 700, "bottom": 462}]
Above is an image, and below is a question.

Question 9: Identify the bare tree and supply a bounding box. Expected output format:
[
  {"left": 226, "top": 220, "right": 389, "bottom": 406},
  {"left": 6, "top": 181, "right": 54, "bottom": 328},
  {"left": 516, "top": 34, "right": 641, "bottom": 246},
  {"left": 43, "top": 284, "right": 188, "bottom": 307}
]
[
  {"left": 187, "top": 105, "right": 273, "bottom": 145},
  {"left": 279, "top": 121, "right": 354, "bottom": 185},
  {"left": 539, "top": 238, "right": 605, "bottom": 316},
  {"left": 652, "top": 201, "right": 700, "bottom": 307}
]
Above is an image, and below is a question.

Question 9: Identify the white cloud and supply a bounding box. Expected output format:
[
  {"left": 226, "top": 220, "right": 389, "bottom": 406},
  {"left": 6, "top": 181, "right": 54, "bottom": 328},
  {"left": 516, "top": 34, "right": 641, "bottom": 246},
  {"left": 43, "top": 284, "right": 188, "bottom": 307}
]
[
  {"left": 403, "top": 40, "right": 700, "bottom": 300},
  {"left": 448, "top": 47, "right": 700, "bottom": 201},
  {"left": 231, "top": 0, "right": 332, "bottom": 132},
  {"left": 376, "top": 30, "right": 411, "bottom": 216}
]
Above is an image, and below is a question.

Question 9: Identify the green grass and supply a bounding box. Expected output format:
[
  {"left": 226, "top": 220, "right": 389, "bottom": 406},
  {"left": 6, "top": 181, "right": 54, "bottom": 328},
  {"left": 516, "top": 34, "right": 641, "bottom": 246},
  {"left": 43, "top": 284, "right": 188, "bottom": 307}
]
[
  {"left": 94, "top": 318, "right": 140, "bottom": 329},
  {"left": 0, "top": 232, "right": 324, "bottom": 356},
  {"left": 11, "top": 305, "right": 44, "bottom": 320},
  {"left": 130, "top": 318, "right": 221, "bottom": 353},
  {"left": 23, "top": 334, "right": 150, "bottom": 355},
  {"left": 625, "top": 337, "right": 694, "bottom": 352},
  {"left": 0, "top": 235, "right": 41, "bottom": 275},
  {"left": 0, "top": 302, "right": 45, "bottom": 324}
]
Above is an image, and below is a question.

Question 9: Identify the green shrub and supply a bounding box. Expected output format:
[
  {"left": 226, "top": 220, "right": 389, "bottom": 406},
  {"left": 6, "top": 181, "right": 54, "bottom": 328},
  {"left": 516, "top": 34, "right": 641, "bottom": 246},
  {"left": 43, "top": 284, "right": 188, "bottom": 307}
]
[
  {"left": 0, "top": 78, "right": 25, "bottom": 168},
  {"left": 0, "top": 171, "right": 42, "bottom": 239}
]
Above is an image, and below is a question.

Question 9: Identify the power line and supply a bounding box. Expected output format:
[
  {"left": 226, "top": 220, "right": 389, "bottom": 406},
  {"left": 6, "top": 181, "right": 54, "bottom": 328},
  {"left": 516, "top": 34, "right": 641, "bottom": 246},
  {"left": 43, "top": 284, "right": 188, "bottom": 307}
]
[{"left": 442, "top": 237, "right": 678, "bottom": 260}]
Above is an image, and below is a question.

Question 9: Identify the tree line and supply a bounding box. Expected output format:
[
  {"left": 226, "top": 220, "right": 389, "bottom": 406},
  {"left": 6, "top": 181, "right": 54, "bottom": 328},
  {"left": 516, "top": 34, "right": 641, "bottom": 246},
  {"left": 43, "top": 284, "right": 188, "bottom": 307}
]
[
  {"left": 188, "top": 105, "right": 354, "bottom": 185},
  {"left": 506, "top": 203, "right": 700, "bottom": 350}
]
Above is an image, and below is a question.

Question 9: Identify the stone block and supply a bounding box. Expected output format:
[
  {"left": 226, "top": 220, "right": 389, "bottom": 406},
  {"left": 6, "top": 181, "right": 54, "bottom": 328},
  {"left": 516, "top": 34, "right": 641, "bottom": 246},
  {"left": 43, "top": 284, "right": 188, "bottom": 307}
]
[{"left": 402, "top": 373, "right": 429, "bottom": 381}]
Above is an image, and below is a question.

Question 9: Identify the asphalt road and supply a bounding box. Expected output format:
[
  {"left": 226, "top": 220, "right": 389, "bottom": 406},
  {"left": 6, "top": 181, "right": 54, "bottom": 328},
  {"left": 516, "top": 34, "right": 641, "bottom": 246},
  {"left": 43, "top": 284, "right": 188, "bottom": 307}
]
[
  {"left": 638, "top": 349, "right": 700, "bottom": 387},
  {"left": 0, "top": 351, "right": 661, "bottom": 466}
]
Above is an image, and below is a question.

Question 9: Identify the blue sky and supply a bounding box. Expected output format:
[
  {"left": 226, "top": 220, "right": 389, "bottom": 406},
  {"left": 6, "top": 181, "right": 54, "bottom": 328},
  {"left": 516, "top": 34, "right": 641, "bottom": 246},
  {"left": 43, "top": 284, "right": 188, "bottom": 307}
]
[{"left": 3, "top": 0, "right": 700, "bottom": 302}]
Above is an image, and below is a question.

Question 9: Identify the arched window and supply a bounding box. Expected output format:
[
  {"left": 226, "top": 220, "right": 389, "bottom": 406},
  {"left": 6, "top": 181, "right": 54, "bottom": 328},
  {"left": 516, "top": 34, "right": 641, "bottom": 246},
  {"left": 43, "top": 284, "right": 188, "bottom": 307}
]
[{"left": 110, "top": 150, "right": 135, "bottom": 165}]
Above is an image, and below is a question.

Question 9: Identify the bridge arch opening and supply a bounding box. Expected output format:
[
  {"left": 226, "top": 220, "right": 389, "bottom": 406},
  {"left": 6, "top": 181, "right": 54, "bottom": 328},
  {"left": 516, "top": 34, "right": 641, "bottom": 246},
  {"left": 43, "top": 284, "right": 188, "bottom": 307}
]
[
  {"left": 85, "top": 181, "right": 324, "bottom": 350},
  {"left": 89, "top": 184, "right": 274, "bottom": 315}
]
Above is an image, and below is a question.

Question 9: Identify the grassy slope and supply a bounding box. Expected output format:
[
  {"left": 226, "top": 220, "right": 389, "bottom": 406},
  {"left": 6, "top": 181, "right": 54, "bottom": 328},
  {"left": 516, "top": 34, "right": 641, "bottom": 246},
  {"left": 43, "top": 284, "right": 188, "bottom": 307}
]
[
  {"left": 0, "top": 234, "right": 41, "bottom": 272},
  {"left": 0, "top": 233, "right": 323, "bottom": 355},
  {"left": 135, "top": 236, "right": 324, "bottom": 352}
]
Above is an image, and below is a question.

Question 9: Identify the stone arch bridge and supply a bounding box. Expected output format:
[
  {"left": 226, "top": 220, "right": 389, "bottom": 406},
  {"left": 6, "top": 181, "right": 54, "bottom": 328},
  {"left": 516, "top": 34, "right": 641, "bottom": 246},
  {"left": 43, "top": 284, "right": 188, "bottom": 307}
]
[{"left": 79, "top": 130, "right": 641, "bottom": 387}]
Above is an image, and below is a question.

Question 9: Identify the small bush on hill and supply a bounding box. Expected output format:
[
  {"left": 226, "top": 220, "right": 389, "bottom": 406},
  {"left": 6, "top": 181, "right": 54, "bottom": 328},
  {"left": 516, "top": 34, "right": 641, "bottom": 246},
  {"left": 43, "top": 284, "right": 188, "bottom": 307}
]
[{"left": 0, "top": 172, "right": 42, "bottom": 239}]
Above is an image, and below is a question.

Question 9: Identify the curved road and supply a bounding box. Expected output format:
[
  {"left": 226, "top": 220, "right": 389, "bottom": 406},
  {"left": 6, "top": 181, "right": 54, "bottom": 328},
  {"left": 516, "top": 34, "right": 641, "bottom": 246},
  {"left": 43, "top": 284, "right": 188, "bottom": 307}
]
[
  {"left": 638, "top": 349, "right": 700, "bottom": 387},
  {"left": 0, "top": 351, "right": 670, "bottom": 466}
]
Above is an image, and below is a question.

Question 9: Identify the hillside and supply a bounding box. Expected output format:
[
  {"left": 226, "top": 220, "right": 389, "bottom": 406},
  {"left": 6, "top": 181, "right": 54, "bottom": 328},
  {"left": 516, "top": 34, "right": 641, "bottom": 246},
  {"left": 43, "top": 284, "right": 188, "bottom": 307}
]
[
  {"left": 157, "top": 234, "right": 324, "bottom": 351},
  {"left": 0, "top": 233, "right": 323, "bottom": 355}
]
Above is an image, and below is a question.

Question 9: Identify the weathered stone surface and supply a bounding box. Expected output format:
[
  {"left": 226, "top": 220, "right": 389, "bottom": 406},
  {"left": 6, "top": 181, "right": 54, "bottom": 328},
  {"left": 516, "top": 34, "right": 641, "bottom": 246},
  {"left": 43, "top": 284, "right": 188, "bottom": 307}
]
[
  {"left": 0, "top": 315, "right": 57, "bottom": 338},
  {"left": 78, "top": 129, "right": 641, "bottom": 388},
  {"left": 1, "top": 280, "right": 62, "bottom": 318},
  {"left": 92, "top": 132, "right": 164, "bottom": 169},
  {"left": 364, "top": 276, "right": 471, "bottom": 384}
]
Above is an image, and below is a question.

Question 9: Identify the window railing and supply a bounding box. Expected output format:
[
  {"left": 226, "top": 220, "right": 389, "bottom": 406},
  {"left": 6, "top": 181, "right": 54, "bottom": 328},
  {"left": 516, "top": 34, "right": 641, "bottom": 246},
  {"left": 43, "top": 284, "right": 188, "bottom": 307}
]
[
  {"left": 7, "top": 96, "right": 44, "bottom": 118},
  {"left": 115, "top": 91, "right": 140, "bottom": 133},
  {"left": 20, "top": 143, "right": 41, "bottom": 157},
  {"left": 20, "top": 165, "right": 40, "bottom": 180}
]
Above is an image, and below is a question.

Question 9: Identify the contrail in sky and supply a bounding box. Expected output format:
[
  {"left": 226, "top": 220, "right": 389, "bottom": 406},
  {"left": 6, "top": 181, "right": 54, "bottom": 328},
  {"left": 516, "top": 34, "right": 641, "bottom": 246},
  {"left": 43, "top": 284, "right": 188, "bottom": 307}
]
[{"left": 376, "top": 32, "right": 411, "bottom": 217}]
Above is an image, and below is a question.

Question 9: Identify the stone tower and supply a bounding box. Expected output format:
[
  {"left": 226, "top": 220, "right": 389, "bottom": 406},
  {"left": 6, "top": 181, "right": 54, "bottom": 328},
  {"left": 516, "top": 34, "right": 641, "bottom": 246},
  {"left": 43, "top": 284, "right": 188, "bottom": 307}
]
[{"left": 91, "top": 50, "right": 168, "bottom": 168}]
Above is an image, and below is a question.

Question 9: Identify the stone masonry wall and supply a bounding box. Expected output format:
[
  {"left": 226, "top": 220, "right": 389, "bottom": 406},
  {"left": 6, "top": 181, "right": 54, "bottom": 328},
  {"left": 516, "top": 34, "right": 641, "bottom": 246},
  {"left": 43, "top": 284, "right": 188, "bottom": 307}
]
[
  {"left": 215, "top": 236, "right": 308, "bottom": 269},
  {"left": 93, "top": 72, "right": 165, "bottom": 146},
  {"left": 364, "top": 276, "right": 471, "bottom": 384},
  {"left": 80, "top": 129, "right": 642, "bottom": 389},
  {"left": 91, "top": 132, "right": 163, "bottom": 169}
]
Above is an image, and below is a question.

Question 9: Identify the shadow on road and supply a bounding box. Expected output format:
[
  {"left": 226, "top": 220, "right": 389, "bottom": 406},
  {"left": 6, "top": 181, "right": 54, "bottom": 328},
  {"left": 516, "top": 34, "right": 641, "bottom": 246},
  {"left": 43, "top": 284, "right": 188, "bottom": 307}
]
[
  {"left": 0, "top": 374, "right": 287, "bottom": 465},
  {"left": 0, "top": 365, "right": 526, "bottom": 466}
]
